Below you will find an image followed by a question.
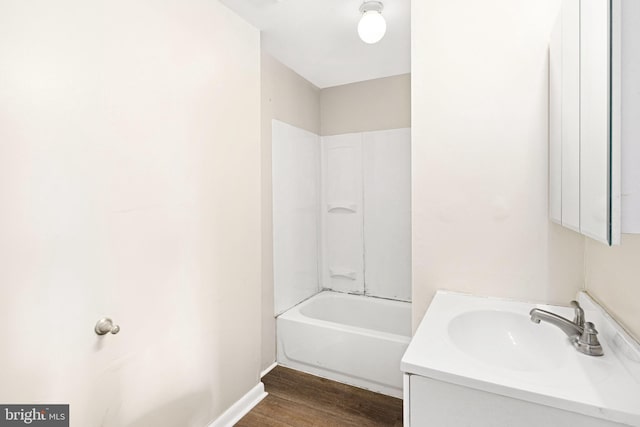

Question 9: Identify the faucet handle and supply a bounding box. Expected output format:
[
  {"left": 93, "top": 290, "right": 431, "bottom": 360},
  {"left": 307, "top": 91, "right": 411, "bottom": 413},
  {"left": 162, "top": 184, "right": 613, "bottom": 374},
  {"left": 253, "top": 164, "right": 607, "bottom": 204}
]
[
  {"left": 570, "top": 300, "right": 585, "bottom": 327},
  {"left": 574, "top": 322, "right": 604, "bottom": 356}
]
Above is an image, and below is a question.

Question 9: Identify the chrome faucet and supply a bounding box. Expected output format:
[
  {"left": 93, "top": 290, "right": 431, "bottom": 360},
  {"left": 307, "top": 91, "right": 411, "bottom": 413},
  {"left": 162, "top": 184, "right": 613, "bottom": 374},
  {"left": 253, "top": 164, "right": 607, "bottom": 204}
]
[{"left": 529, "top": 300, "right": 604, "bottom": 356}]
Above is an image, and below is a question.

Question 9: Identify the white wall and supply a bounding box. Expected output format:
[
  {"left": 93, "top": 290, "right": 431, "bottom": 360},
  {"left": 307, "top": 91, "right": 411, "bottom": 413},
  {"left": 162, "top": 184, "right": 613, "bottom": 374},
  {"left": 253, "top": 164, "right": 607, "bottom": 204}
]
[
  {"left": 0, "top": 1, "right": 261, "bottom": 425},
  {"left": 321, "top": 133, "right": 365, "bottom": 293},
  {"left": 272, "top": 125, "right": 410, "bottom": 303},
  {"left": 411, "top": 0, "right": 585, "bottom": 328},
  {"left": 363, "top": 128, "right": 412, "bottom": 301},
  {"left": 272, "top": 120, "right": 320, "bottom": 315},
  {"left": 320, "top": 128, "right": 411, "bottom": 300},
  {"left": 261, "top": 53, "right": 320, "bottom": 371}
]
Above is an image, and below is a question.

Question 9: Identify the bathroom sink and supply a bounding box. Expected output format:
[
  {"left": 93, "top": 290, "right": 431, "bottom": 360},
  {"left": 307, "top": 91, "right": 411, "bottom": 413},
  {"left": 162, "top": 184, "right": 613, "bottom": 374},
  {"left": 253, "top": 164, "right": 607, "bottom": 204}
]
[
  {"left": 448, "top": 310, "right": 568, "bottom": 371},
  {"left": 402, "top": 291, "right": 640, "bottom": 426}
]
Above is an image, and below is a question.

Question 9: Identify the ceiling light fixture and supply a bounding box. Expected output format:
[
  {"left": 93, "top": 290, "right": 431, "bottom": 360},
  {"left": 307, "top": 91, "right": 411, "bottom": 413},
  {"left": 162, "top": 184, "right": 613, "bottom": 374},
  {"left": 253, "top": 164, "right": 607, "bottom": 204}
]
[{"left": 357, "top": 1, "right": 386, "bottom": 44}]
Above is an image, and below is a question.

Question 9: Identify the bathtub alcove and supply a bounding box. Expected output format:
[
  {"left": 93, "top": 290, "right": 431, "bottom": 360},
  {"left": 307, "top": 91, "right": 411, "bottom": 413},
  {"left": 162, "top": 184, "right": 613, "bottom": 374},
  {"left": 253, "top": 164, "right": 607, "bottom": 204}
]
[{"left": 272, "top": 120, "right": 412, "bottom": 397}]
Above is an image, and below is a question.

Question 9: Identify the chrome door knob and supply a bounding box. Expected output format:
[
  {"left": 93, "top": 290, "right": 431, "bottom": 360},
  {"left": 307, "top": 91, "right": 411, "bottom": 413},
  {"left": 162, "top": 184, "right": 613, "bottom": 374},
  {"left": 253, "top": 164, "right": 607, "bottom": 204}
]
[{"left": 95, "top": 318, "right": 120, "bottom": 335}]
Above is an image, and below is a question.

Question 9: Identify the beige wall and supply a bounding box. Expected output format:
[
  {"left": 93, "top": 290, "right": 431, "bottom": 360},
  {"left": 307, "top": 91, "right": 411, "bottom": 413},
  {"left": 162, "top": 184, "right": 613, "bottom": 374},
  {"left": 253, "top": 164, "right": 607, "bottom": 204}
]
[
  {"left": 0, "top": 1, "right": 261, "bottom": 426},
  {"left": 261, "top": 52, "right": 321, "bottom": 371},
  {"left": 586, "top": 235, "right": 640, "bottom": 341},
  {"left": 411, "top": 0, "right": 585, "bottom": 329},
  {"left": 320, "top": 74, "right": 411, "bottom": 136}
]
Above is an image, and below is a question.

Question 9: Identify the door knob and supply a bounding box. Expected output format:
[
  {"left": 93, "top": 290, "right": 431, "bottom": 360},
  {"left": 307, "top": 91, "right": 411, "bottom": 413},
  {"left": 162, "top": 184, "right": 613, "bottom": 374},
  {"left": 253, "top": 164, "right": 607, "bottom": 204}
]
[{"left": 95, "top": 318, "right": 120, "bottom": 335}]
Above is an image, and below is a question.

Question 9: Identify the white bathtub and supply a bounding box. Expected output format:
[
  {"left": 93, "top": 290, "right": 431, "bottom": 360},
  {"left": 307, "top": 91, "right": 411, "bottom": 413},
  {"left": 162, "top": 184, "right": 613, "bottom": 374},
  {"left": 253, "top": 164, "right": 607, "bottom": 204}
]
[{"left": 276, "top": 291, "right": 412, "bottom": 398}]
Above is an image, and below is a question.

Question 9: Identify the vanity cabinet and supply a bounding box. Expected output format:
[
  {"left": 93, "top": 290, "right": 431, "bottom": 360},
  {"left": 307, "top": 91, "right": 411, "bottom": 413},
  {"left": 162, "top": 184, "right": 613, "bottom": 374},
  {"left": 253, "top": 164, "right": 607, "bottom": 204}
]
[
  {"left": 549, "top": 0, "right": 640, "bottom": 245},
  {"left": 405, "top": 375, "right": 624, "bottom": 427}
]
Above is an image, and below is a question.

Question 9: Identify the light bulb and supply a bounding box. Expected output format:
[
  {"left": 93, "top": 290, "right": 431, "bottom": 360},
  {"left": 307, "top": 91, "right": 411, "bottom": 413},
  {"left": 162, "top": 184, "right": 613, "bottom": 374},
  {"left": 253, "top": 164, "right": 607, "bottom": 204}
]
[{"left": 358, "top": 10, "right": 386, "bottom": 44}]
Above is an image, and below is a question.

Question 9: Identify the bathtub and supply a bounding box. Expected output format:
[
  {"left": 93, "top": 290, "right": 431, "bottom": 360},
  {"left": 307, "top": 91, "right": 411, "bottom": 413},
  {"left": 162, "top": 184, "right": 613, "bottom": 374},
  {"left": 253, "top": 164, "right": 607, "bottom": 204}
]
[{"left": 276, "top": 291, "right": 412, "bottom": 398}]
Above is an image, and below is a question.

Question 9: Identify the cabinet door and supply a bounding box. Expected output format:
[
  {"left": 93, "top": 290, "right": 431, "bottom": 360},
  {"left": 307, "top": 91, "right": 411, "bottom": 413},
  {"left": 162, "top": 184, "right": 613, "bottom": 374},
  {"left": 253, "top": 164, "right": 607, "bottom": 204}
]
[
  {"left": 549, "top": 0, "right": 621, "bottom": 245},
  {"left": 620, "top": 0, "right": 639, "bottom": 234},
  {"left": 549, "top": 13, "right": 562, "bottom": 223},
  {"left": 561, "top": 0, "right": 581, "bottom": 231},
  {"left": 549, "top": 0, "right": 580, "bottom": 231},
  {"left": 408, "top": 375, "right": 625, "bottom": 427},
  {"left": 580, "top": 0, "right": 614, "bottom": 243}
]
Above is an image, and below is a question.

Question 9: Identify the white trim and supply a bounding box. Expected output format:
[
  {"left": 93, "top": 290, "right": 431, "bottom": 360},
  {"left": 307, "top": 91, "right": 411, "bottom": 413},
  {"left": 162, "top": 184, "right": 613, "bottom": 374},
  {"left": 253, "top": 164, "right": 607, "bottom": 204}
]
[
  {"left": 277, "top": 360, "right": 403, "bottom": 398},
  {"left": 610, "top": 0, "right": 621, "bottom": 244},
  {"left": 208, "top": 382, "right": 267, "bottom": 427},
  {"left": 260, "top": 362, "right": 278, "bottom": 378},
  {"left": 403, "top": 373, "right": 411, "bottom": 427}
]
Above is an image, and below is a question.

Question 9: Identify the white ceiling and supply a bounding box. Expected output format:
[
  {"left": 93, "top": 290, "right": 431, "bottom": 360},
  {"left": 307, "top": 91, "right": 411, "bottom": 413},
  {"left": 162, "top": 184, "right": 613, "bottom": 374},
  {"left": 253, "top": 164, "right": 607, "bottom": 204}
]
[{"left": 219, "top": 0, "right": 410, "bottom": 88}]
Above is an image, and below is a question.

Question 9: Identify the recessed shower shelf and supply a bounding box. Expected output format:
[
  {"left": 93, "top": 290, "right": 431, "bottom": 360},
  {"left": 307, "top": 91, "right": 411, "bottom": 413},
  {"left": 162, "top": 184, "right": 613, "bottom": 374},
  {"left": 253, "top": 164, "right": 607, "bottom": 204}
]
[
  {"left": 329, "top": 269, "right": 357, "bottom": 280},
  {"left": 327, "top": 203, "right": 358, "bottom": 213}
]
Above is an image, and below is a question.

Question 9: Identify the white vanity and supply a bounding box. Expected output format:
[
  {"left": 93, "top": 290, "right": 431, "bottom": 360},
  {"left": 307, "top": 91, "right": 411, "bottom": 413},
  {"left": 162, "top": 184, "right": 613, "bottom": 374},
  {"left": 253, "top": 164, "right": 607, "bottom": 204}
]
[{"left": 401, "top": 291, "right": 640, "bottom": 426}]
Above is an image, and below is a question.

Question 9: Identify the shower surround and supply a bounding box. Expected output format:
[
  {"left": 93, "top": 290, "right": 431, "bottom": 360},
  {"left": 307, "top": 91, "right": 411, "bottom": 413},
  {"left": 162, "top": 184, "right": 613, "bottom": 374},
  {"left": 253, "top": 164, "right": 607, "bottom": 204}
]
[{"left": 271, "top": 119, "right": 411, "bottom": 395}]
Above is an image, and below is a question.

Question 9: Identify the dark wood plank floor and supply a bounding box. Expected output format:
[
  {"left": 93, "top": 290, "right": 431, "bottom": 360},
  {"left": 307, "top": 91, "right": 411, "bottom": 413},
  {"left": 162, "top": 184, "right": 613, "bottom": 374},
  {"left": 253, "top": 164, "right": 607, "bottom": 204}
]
[{"left": 236, "top": 366, "right": 403, "bottom": 427}]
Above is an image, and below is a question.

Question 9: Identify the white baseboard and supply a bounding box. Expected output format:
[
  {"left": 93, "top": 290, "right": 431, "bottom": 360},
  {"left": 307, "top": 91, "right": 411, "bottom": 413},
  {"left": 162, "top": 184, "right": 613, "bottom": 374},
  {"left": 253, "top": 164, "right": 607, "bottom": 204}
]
[
  {"left": 208, "top": 382, "right": 267, "bottom": 427},
  {"left": 260, "top": 362, "right": 278, "bottom": 378}
]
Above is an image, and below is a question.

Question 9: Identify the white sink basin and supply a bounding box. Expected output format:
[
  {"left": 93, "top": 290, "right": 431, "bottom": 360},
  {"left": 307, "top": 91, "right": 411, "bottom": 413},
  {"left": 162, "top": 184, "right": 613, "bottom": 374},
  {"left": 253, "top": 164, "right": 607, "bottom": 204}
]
[
  {"left": 401, "top": 291, "right": 640, "bottom": 426},
  {"left": 448, "top": 310, "right": 567, "bottom": 371}
]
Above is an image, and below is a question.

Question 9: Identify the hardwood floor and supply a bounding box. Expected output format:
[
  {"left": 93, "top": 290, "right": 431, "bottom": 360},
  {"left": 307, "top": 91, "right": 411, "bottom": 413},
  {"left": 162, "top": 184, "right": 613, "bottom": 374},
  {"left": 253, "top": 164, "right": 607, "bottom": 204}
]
[{"left": 236, "top": 366, "right": 403, "bottom": 427}]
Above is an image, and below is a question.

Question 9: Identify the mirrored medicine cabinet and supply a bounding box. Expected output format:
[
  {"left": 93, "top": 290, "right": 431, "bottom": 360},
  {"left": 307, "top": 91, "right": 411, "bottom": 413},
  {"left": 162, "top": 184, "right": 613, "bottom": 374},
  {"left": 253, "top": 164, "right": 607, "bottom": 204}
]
[{"left": 549, "top": 0, "right": 639, "bottom": 245}]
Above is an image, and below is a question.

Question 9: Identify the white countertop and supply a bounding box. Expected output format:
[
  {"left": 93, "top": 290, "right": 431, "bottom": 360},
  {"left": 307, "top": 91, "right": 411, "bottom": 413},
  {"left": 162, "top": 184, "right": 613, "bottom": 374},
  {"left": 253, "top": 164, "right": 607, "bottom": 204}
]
[{"left": 401, "top": 291, "right": 640, "bottom": 426}]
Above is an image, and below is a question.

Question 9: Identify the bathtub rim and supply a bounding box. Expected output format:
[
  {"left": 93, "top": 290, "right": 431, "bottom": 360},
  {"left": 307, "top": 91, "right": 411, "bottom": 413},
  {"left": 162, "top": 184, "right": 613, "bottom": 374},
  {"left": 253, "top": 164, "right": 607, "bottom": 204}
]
[{"left": 277, "top": 290, "right": 412, "bottom": 343}]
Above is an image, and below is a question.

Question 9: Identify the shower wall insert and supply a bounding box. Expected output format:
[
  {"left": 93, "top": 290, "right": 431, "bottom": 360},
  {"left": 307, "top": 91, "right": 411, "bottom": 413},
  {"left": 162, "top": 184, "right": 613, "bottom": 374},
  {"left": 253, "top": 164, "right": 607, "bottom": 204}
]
[
  {"left": 272, "top": 120, "right": 411, "bottom": 396},
  {"left": 272, "top": 119, "right": 412, "bottom": 315}
]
